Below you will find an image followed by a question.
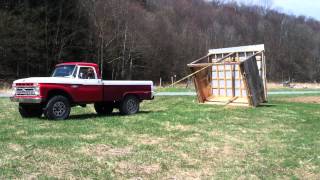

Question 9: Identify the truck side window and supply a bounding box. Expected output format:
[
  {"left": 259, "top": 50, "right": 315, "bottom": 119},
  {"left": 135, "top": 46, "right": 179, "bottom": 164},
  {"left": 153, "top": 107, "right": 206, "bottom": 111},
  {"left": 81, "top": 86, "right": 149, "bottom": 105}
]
[{"left": 78, "top": 67, "right": 96, "bottom": 79}]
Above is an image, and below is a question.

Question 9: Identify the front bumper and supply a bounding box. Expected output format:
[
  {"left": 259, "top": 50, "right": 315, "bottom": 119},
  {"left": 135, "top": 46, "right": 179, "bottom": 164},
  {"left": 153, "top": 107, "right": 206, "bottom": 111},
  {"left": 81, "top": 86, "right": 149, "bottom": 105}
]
[{"left": 10, "top": 96, "right": 44, "bottom": 104}]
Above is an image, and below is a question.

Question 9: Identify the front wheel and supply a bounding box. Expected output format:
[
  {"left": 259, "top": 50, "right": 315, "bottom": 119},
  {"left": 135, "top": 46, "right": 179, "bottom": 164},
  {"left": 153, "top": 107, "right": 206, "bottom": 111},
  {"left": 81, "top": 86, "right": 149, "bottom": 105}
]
[
  {"left": 119, "top": 95, "right": 140, "bottom": 115},
  {"left": 44, "top": 95, "right": 71, "bottom": 120},
  {"left": 19, "top": 104, "right": 43, "bottom": 118}
]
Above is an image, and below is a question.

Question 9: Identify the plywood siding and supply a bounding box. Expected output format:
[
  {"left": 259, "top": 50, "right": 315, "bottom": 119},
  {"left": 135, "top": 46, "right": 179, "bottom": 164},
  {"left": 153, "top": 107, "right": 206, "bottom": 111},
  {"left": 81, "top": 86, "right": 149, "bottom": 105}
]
[{"left": 190, "top": 66, "right": 212, "bottom": 103}]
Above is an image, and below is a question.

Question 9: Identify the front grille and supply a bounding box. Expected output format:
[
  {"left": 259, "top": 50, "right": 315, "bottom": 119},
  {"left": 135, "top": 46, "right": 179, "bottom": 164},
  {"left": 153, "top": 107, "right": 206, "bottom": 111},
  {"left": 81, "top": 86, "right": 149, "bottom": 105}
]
[{"left": 16, "top": 87, "right": 37, "bottom": 96}]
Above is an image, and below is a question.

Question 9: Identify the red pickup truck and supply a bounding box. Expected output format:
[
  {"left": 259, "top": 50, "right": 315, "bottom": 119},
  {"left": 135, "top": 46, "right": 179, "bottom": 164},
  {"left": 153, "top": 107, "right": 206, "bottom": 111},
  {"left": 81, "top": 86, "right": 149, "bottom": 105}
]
[{"left": 10, "top": 62, "right": 154, "bottom": 120}]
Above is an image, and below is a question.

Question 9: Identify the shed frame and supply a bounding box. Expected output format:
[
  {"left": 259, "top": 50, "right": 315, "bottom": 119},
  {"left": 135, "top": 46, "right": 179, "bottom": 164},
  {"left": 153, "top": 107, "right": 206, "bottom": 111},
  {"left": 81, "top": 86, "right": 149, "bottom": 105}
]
[{"left": 187, "top": 44, "right": 267, "bottom": 107}]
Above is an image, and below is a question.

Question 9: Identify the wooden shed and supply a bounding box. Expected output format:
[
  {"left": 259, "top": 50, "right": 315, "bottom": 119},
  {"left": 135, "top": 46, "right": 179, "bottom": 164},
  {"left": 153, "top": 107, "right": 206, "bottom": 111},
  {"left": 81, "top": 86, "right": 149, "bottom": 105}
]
[{"left": 187, "top": 44, "right": 267, "bottom": 107}]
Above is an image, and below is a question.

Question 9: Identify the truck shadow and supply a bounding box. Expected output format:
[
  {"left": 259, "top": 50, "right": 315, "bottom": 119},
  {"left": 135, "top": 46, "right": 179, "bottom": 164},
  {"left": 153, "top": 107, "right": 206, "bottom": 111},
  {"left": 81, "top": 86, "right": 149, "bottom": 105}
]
[{"left": 66, "top": 110, "right": 154, "bottom": 121}]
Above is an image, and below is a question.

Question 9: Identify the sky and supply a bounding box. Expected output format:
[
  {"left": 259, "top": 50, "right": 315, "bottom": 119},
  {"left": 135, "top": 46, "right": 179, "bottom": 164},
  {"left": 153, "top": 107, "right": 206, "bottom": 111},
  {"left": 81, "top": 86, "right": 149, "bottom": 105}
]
[{"left": 232, "top": 0, "right": 320, "bottom": 20}]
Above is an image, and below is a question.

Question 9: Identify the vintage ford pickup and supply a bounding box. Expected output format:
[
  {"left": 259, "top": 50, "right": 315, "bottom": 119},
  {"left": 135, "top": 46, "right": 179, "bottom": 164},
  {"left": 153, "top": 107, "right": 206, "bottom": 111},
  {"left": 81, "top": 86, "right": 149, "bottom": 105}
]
[{"left": 10, "top": 62, "right": 154, "bottom": 120}]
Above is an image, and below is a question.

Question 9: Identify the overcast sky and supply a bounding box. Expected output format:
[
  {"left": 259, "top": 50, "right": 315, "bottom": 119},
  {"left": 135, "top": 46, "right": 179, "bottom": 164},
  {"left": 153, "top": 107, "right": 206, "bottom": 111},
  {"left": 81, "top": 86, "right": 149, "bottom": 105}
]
[{"left": 230, "top": 0, "right": 320, "bottom": 20}]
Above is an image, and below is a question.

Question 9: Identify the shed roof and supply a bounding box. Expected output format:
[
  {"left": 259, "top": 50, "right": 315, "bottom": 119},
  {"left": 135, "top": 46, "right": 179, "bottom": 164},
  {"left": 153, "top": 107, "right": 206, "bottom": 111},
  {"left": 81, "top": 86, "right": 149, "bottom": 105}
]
[{"left": 208, "top": 44, "right": 264, "bottom": 55}]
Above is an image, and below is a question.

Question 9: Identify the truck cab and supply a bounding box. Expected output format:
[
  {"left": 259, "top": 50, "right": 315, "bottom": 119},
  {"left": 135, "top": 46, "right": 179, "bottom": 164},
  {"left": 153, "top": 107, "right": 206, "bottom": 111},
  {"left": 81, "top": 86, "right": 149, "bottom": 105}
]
[{"left": 10, "top": 62, "right": 154, "bottom": 120}]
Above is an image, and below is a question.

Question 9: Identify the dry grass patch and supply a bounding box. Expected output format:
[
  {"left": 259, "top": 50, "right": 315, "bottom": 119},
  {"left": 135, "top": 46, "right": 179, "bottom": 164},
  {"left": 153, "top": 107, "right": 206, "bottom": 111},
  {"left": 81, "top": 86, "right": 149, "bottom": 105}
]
[
  {"left": 31, "top": 134, "right": 73, "bottom": 139},
  {"left": 165, "top": 163, "right": 215, "bottom": 179},
  {"left": 79, "top": 134, "right": 99, "bottom": 140},
  {"left": 267, "top": 82, "right": 320, "bottom": 89},
  {"left": 199, "top": 143, "right": 246, "bottom": 163},
  {"left": 15, "top": 130, "right": 26, "bottom": 135},
  {"left": 80, "top": 144, "right": 132, "bottom": 160},
  {"left": 115, "top": 161, "right": 161, "bottom": 176},
  {"left": 32, "top": 148, "right": 62, "bottom": 159},
  {"left": 7, "top": 143, "right": 23, "bottom": 152},
  {"left": 184, "top": 133, "right": 202, "bottom": 142},
  {"left": 278, "top": 96, "right": 320, "bottom": 104},
  {"left": 164, "top": 122, "right": 195, "bottom": 132},
  {"left": 294, "top": 163, "right": 320, "bottom": 180},
  {"left": 23, "top": 149, "right": 77, "bottom": 179},
  {"left": 133, "top": 134, "right": 166, "bottom": 145}
]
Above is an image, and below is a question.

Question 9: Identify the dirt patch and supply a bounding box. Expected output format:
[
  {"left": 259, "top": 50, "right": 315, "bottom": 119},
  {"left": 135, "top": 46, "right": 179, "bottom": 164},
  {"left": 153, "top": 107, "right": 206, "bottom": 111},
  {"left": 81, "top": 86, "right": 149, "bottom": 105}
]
[
  {"left": 279, "top": 96, "right": 320, "bottom": 104},
  {"left": 80, "top": 144, "right": 132, "bottom": 160},
  {"left": 115, "top": 161, "right": 161, "bottom": 175},
  {"left": 268, "top": 82, "right": 320, "bottom": 89}
]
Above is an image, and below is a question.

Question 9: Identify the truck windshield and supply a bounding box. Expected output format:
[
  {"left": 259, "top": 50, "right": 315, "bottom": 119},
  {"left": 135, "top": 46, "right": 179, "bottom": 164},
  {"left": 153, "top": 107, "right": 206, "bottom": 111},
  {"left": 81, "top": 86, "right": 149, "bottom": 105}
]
[{"left": 52, "top": 65, "right": 76, "bottom": 77}]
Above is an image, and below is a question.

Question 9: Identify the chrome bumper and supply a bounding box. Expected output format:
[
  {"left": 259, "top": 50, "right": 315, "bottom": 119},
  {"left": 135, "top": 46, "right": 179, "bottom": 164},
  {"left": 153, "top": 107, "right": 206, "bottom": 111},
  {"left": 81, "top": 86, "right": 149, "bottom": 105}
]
[{"left": 10, "top": 97, "right": 43, "bottom": 104}]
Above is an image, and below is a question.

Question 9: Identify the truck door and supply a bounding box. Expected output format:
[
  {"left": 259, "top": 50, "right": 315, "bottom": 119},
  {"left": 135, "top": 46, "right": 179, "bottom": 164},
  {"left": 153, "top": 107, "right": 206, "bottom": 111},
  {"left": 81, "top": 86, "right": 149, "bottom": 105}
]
[{"left": 74, "top": 66, "right": 103, "bottom": 103}]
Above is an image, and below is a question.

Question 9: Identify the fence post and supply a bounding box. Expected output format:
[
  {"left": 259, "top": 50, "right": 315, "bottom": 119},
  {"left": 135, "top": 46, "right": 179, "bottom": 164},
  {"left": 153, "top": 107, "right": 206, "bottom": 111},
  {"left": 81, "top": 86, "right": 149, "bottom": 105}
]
[{"left": 171, "top": 76, "right": 174, "bottom": 87}]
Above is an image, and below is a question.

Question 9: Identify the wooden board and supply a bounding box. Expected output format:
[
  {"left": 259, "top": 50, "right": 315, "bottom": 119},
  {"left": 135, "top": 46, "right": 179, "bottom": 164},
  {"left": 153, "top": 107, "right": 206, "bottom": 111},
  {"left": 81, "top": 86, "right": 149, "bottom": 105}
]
[
  {"left": 240, "top": 56, "right": 265, "bottom": 107},
  {"left": 190, "top": 66, "right": 212, "bottom": 103},
  {"left": 206, "top": 96, "right": 248, "bottom": 103}
]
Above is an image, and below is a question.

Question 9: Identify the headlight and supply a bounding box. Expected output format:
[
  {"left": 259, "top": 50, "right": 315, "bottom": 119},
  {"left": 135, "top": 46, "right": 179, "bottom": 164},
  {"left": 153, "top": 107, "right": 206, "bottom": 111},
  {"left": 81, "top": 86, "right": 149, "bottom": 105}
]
[{"left": 34, "top": 86, "right": 40, "bottom": 96}]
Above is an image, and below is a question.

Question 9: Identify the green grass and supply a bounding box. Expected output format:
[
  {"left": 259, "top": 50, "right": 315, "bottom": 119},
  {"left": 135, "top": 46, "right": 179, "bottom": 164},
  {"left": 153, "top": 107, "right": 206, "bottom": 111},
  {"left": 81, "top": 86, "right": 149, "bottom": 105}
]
[{"left": 0, "top": 94, "right": 320, "bottom": 179}]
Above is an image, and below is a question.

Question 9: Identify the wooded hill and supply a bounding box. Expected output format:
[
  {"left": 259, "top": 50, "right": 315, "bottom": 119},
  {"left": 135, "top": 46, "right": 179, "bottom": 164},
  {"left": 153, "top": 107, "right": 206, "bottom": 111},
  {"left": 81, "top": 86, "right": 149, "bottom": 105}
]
[{"left": 0, "top": 0, "right": 320, "bottom": 83}]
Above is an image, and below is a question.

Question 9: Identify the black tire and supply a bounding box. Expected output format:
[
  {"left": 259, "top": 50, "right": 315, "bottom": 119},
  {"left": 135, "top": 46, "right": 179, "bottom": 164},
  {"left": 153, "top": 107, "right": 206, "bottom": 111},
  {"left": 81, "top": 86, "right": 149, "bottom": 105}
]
[
  {"left": 19, "top": 104, "right": 43, "bottom": 118},
  {"left": 44, "top": 95, "right": 71, "bottom": 120},
  {"left": 94, "top": 102, "right": 113, "bottom": 115},
  {"left": 119, "top": 95, "right": 140, "bottom": 115}
]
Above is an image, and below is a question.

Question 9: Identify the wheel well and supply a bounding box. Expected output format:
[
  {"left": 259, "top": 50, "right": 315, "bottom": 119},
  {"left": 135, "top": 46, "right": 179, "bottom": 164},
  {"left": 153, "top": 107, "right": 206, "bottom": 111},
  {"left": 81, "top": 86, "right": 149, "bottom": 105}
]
[
  {"left": 47, "top": 89, "right": 73, "bottom": 103},
  {"left": 123, "top": 94, "right": 141, "bottom": 102}
]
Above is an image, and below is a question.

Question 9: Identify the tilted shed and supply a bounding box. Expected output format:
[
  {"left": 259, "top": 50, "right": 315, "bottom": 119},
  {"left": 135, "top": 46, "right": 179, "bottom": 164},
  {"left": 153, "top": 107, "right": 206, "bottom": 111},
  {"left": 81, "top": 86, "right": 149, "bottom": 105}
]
[{"left": 187, "top": 44, "right": 267, "bottom": 107}]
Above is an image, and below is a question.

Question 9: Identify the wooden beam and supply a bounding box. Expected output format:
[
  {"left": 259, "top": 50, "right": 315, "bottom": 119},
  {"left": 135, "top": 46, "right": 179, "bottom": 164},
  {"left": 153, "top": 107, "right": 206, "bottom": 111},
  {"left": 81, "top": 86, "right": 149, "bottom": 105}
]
[
  {"left": 187, "top": 52, "right": 236, "bottom": 67},
  {"left": 241, "top": 50, "right": 264, "bottom": 63},
  {"left": 187, "top": 62, "right": 239, "bottom": 67},
  {"left": 188, "top": 55, "right": 209, "bottom": 65},
  {"left": 170, "top": 53, "right": 235, "bottom": 87},
  {"left": 225, "top": 96, "right": 239, "bottom": 105}
]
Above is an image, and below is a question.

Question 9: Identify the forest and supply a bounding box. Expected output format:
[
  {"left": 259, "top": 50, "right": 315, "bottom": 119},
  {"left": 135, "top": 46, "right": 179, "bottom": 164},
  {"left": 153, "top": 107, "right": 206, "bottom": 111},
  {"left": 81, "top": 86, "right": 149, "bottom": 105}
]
[{"left": 0, "top": 0, "right": 320, "bottom": 83}]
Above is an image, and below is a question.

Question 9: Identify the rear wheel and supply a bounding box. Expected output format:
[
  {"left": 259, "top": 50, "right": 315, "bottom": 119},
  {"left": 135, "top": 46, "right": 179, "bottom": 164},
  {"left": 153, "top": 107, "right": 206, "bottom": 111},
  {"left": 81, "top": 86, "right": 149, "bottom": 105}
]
[
  {"left": 19, "top": 104, "right": 43, "bottom": 118},
  {"left": 44, "top": 95, "right": 71, "bottom": 120},
  {"left": 120, "top": 95, "right": 140, "bottom": 115},
  {"left": 94, "top": 102, "right": 113, "bottom": 115}
]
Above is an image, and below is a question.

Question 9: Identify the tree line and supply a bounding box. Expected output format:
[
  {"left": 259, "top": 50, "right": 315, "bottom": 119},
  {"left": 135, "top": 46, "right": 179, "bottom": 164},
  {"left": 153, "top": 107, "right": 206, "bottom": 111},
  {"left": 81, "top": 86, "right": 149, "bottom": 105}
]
[{"left": 0, "top": 0, "right": 320, "bottom": 83}]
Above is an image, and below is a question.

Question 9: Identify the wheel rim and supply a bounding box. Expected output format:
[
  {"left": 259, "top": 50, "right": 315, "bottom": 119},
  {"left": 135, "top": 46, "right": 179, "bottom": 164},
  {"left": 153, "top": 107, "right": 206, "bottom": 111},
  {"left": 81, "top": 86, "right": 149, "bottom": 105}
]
[
  {"left": 52, "top": 101, "right": 66, "bottom": 117},
  {"left": 127, "top": 99, "right": 138, "bottom": 113}
]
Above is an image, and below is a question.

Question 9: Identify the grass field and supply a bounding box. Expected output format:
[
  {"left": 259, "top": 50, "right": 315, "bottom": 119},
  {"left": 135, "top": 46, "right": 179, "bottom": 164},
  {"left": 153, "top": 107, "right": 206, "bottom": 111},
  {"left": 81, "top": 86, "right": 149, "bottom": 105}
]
[{"left": 0, "top": 93, "right": 320, "bottom": 179}]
